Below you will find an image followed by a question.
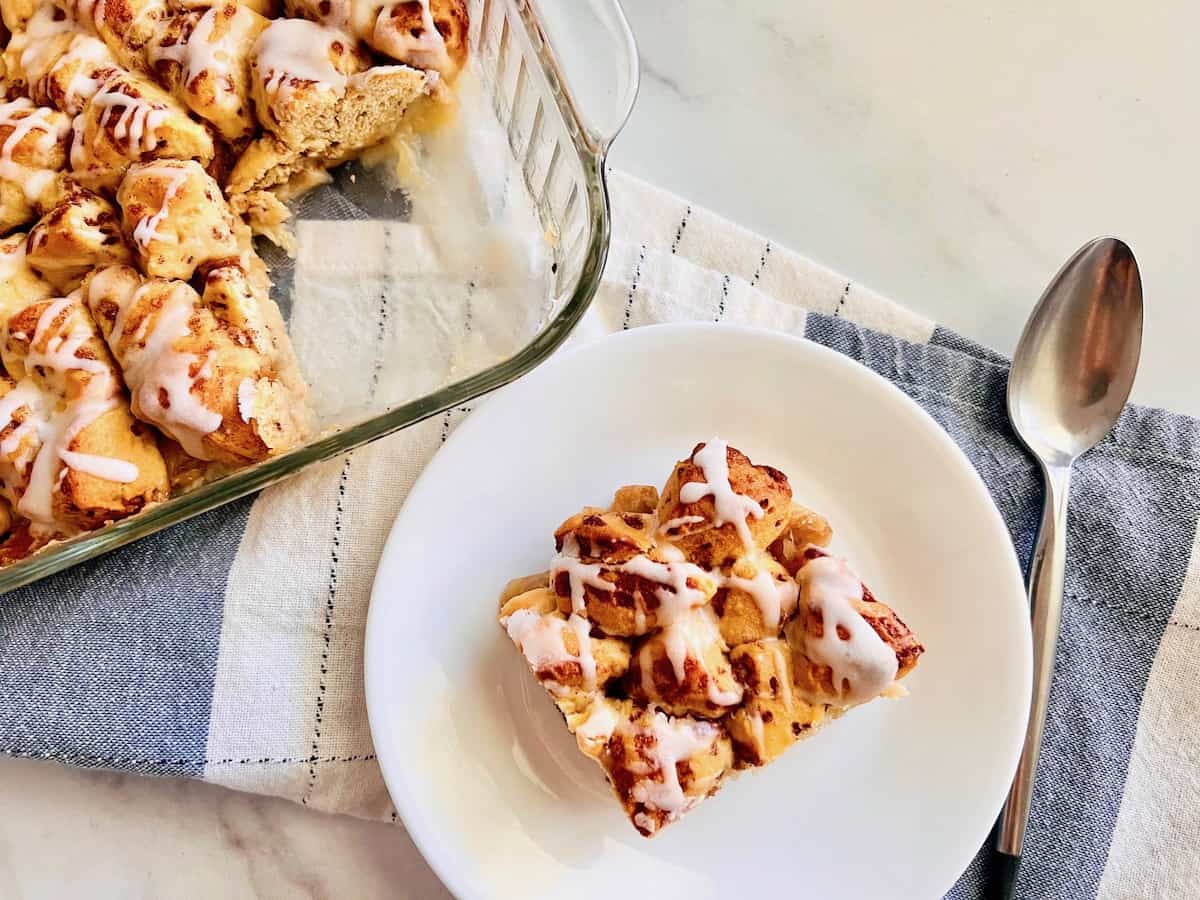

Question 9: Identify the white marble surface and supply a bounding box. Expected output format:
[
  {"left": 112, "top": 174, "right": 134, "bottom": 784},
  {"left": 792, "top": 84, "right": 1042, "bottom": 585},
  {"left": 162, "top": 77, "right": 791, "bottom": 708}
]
[{"left": 3, "top": 2, "right": 1196, "bottom": 897}]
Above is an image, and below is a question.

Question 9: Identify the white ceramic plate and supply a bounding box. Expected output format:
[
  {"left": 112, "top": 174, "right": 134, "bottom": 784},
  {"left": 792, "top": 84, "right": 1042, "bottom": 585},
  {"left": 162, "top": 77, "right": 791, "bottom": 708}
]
[{"left": 365, "top": 324, "right": 1032, "bottom": 900}]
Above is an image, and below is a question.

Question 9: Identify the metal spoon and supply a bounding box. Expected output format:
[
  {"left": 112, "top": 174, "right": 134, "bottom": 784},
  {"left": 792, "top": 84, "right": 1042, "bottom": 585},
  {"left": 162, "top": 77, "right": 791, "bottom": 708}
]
[{"left": 991, "top": 238, "right": 1143, "bottom": 897}]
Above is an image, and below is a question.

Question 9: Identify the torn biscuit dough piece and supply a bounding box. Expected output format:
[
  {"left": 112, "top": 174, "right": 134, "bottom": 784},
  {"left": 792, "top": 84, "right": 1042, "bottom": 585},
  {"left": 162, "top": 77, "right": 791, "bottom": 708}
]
[
  {"left": 82, "top": 264, "right": 308, "bottom": 466},
  {"left": 0, "top": 287, "right": 168, "bottom": 538},
  {"left": 115, "top": 157, "right": 238, "bottom": 280},
  {"left": 282, "top": 0, "right": 468, "bottom": 79},
  {"left": 25, "top": 182, "right": 131, "bottom": 292},
  {"left": 145, "top": 1, "right": 268, "bottom": 143},
  {"left": 69, "top": 68, "right": 214, "bottom": 191},
  {"left": 0, "top": 95, "right": 70, "bottom": 234}
]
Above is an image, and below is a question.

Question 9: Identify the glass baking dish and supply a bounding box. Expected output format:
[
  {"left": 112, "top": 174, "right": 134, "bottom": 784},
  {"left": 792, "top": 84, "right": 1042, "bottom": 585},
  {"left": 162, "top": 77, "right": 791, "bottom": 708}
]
[{"left": 0, "top": 0, "right": 640, "bottom": 593}]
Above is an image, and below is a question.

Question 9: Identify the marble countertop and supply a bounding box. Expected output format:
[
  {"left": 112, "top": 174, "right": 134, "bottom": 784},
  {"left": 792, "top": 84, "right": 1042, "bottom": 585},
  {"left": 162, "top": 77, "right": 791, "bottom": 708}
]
[{"left": 3, "top": 1, "right": 1195, "bottom": 897}]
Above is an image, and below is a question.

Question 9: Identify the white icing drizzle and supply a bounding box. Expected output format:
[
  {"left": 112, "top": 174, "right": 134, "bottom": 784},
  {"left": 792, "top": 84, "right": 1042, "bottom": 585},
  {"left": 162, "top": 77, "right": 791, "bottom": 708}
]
[
  {"left": 648, "top": 608, "right": 743, "bottom": 706},
  {"left": 503, "top": 608, "right": 598, "bottom": 695},
  {"left": 236, "top": 377, "right": 256, "bottom": 423},
  {"left": 626, "top": 711, "right": 719, "bottom": 819},
  {"left": 254, "top": 19, "right": 349, "bottom": 103},
  {"left": 69, "top": 113, "right": 87, "bottom": 169},
  {"left": 637, "top": 646, "right": 657, "bottom": 701},
  {"left": 0, "top": 98, "right": 67, "bottom": 202},
  {"left": 58, "top": 448, "right": 137, "bottom": 482},
  {"left": 796, "top": 556, "right": 898, "bottom": 705},
  {"left": 154, "top": 35, "right": 189, "bottom": 65},
  {"left": 748, "top": 707, "right": 766, "bottom": 757},
  {"left": 677, "top": 439, "right": 765, "bottom": 552},
  {"left": 657, "top": 543, "right": 684, "bottom": 562},
  {"left": 91, "top": 75, "right": 169, "bottom": 155},
  {"left": 722, "top": 563, "right": 799, "bottom": 632},
  {"left": 131, "top": 165, "right": 190, "bottom": 251}
]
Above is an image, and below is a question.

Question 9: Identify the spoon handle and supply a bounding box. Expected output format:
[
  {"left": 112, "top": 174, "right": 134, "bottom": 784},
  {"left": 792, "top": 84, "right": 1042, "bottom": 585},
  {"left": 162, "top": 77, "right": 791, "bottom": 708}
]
[{"left": 995, "top": 462, "right": 1072, "bottom": 879}]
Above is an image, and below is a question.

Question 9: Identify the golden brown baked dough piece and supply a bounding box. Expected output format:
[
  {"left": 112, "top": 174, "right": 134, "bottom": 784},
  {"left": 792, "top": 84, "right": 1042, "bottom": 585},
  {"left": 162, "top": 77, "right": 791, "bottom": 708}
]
[
  {"left": 202, "top": 245, "right": 310, "bottom": 434},
  {"left": 769, "top": 500, "right": 833, "bottom": 575},
  {"left": 786, "top": 548, "right": 924, "bottom": 707},
  {"left": 69, "top": 68, "right": 214, "bottom": 191},
  {"left": 0, "top": 511, "right": 39, "bottom": 562},
  {"left": 27, "top": 32, "right": 121, "bottom": 114},
  {"left": 116, "top": 158, "right": 237, "bottom": 279},
  {"left": 625, "top": 606, "right": 743, "bottom": 718},
  {"left": 224, "top": 132, "right": 317, "bottom": 195},
  {"left": 554, "top": 508, "right": 655, "bottom": 561},
  {"left": 157, "top": 434, "right": 214, "bottom": 491},
  {"left": 0, "top": 291, "right": 167, "bottom": 536},
  {"left": 246, "top": 17, "right": 430, "bottom": 153},
  {"left": 610, "top": 484, "right": 658, "bottom": 515},
  {"left": 0, "top": 95, "right": 70, "bottom": 233},
  {"left": 726, "top": 638, "right": 824, "bottom": 767},
  {"left": 657, "top": 441, "right": 792, "bottom": 568},
  {"left": 228, "top": 15, "right": 426, "bottom": 197},
  {"left": 0, "top": 0, "right": 37, "bottom": 31},
  {"left": 82, "top": 263, "right": 308, "bottom": 465},
  {"left": 0, "top": 0, "right": 472, "bottom": 559},
  {"left": 282, "top": 0, "right": 467, "bottom": 79},
  {"left": 248, "top": 18, "right": 365, "bottom": 147},
  {"left": 0, "top": 235, "right": 161, "bottom": 543},
  {"left": 145, "top": 2, "right": 267, "bottom": 142},
  {"left": 225, "top": 14, "right": 438, "bottom": 211},
  {"left": 2, "top": 2, "right": 76, "bottom": 96},
  {"left": 172, "top": 0, "right": 279, "bottom": 16},
  {"left": 583, "top": 704, "right": 733, "bottom": 837},
  {"left": 550, "top": 522, "right": 720, "bottom": 637},
  {"left": 499, "top": 586, "right": 630, "bottom": 717},
  {"left": 25, "top": 182, "right": 131, "bottom": 291},
  {"left": 499, "top": 570, "right": 551, "bottom": 606},
  {"left": 710, "top": 552, "right": 797, "bottom": 646},
  {"left": 55, "top": 0, "right": 168, "bottom": 72},
  {"left": 0, "top": 231, "right": 53, "bottom": 317},
  {"left": 226, "top": 184, "right": 300, "bottom": 251}
]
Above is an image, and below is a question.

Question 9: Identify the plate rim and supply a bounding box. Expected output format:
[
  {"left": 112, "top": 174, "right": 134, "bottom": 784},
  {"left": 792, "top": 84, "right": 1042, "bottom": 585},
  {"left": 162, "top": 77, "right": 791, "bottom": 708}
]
[{"left": 365, "top": 321, "right": 1033, "bottom": 899}]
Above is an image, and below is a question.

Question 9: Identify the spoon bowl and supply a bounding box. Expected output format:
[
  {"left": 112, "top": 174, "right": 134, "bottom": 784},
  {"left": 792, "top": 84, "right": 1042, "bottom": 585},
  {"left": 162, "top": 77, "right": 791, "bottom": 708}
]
[{"left": 1007, "top": 238, "right": 1143, "bottom": 465}]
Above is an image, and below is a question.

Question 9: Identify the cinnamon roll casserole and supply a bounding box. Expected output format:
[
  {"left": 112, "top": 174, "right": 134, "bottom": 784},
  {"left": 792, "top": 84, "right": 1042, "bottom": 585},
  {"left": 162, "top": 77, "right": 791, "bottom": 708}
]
[
  {"left": 0, "top": 0, "right": 467, "bottom": 555},
  {"left": 498, "top": 440, "right": 925, "bottom": 836}
]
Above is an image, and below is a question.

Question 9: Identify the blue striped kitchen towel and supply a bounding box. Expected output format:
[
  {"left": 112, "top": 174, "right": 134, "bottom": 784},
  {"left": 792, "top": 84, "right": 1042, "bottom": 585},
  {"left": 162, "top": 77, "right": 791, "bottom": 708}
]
[{"left": 1, "top": 171, "right": 1196, "bottom": 899}]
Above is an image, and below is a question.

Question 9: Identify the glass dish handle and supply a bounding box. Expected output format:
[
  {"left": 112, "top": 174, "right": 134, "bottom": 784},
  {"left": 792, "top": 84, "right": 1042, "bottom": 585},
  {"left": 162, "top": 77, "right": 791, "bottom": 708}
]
[{"left": 528, "top": 0, "right": 640, "bottom": 154}]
